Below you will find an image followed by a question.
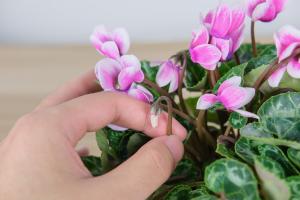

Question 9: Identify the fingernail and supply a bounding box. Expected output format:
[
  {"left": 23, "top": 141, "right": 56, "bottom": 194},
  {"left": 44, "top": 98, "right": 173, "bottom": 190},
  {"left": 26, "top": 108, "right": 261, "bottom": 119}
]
[{"left": 163, "top": 135, "right": 184, "bottom": 163}]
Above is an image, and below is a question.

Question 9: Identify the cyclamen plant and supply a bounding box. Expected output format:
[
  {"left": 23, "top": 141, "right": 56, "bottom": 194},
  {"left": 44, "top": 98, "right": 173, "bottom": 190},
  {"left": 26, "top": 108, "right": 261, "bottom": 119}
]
[{"left": 82, "top": 1, "right": 300, "bottom": 199}]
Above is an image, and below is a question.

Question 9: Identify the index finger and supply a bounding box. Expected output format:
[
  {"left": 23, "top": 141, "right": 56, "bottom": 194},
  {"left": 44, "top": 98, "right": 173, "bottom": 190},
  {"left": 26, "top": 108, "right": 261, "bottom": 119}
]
[
  {"left": 36, "top": 69, "right": 101, "bottom": 110},
  {"left": 49, "top": 92, "right": 187, "bottom": 145}
]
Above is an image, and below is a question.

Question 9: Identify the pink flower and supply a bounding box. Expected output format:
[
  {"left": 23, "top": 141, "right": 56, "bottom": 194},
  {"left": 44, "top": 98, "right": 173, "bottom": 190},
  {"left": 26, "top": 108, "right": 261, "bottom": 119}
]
[
  {"left": 156, "top": 60, "right": 181, "bottom": 93},
  {"left": 95, "top": 55, "right": 153, "bottom": 103},
  {"left": 197, "top": 76, "right": 259, "bottom": 119},
  {"left": 247, "top": 0, "right": 287, "bottom": 22},
  {"left": 268, "top": 25, "right": 300, "bottom": 87},
  {"left": 90, "top": 25, "right": 130, "bottom": 59},
  {"left": 190, "top": 4, "right": 245, "bottom": 70}
]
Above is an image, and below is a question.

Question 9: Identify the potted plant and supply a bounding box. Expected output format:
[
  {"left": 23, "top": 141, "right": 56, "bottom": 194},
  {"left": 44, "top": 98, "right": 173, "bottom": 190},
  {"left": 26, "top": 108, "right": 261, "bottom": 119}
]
[{"left": 82, "top": 0, "right": 300, "bottom": 199}]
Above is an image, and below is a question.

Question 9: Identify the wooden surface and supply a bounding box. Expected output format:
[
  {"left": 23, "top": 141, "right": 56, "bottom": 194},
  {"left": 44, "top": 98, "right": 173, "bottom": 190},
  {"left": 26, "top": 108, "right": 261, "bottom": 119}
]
[{"left": 0, "top": 43, "right": 187, "bottom": 155}]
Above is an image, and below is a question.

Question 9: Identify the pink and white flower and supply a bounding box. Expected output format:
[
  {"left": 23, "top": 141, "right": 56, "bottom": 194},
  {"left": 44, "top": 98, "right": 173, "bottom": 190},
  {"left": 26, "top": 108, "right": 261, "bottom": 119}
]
[
  {"left": 190, "top": 4, "right": 245, "bottom": 70},
  {"left": 247, "top": 0, "right": 287, "bottom": 22},
  {"left": 268, "top": 25, "right": 300, "bottom": 87},
  {"left": 95, "top": 55, "right": 153, "bottom": 103},
  {"left": 197, "top": 76, "right": 259, "bottom": 119},
  {"left": 90, "top": 25, "right": 130, "bottom": 59},
  {"left": 156, "top": 60, "right": 181, "bottom": 93}
]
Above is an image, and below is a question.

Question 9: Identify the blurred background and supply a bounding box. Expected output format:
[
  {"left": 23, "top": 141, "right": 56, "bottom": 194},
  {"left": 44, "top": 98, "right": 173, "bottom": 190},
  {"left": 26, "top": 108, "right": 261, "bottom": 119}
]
[{"left": 0, "top": 0, "right": 299, "bottom": 153}]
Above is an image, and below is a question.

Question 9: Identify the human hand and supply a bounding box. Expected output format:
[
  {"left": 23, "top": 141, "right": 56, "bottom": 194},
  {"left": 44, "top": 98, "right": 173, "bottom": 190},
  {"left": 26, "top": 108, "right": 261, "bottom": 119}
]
[{"left": 0, "top": 70, "right": 187, "bottom": 200}]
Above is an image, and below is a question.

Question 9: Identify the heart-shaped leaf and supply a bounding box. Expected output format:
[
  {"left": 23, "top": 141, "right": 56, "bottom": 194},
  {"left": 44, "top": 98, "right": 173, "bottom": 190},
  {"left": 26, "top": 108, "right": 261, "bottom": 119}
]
[
  {"left": 170, "top": 158, "right": 199, "bottom": 183},
  {"left": 258, "top": 144, "right": 299, "bottom": 176},
  {"left": 240, "top": 92, "right": 300, "bottom": 149},
  {"left": 235, "top": 137, "right": 262, "bottom": 164},
  {"left": 212, "top": 63, "right": 247, "bottom": 93},
  {"left": 286, "top": 176, "right": 300, "bottom": 199},
  {"left": 141, "top": 60, "right": 159, "bottom": 82},
  {"left": 229, "top": 112, "right": 248, "bottom": 129},
  {"left": 287, "top": 148, "right": 300, "bottom": 169},
  {"left": 204, "top": 159, "right": 260, "bottom": 200},
  {"left": 185, "top": 54, "right": 207, "bottom": 91},
  {"left": 81, "top": 156, "right": 102, "bottom": 177},
  {"left": 164, "top": 185, "right": 192, "bottom": 200},
  {"left": 216, "top": 143, "right": 237, "bottom": 160},
  {"left": 254, "top": 157, "right": 291, "bottom": 200}
]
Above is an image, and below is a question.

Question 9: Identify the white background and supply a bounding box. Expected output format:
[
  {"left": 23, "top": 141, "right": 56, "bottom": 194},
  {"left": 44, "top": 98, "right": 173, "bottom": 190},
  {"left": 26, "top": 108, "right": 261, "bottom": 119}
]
[{"left": 0, "top": 0, "right": 299, "bottom": 44}]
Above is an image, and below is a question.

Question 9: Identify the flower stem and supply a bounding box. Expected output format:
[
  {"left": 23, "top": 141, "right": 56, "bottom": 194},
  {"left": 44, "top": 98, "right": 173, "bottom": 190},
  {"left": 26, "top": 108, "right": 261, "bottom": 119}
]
[
  {"left": 253, "top": 48, "right": 300, "bottom": 90},
  {"left": 152, "top": 96, "right": 173, "bottom": 135},
  {"left": 224, "top": 124, "right": 232, "bottom": 136},
  {"left": 160, "top": 104, "right": 196, "bottom": 126},
  {"left": 196, "top": 110, "right": 216, "bottom": 147},
  {"left": 208, "top": 70, "right": 217, "bottom": 88},
  {"left": 143, "top": 77, "right": 177, "bottom": 107},
  {"left": 177, "top": 53, "right": 189, "bottom": 114},
  {"left": 251, "top": 21, "right": 257, "bottom": 57},
  {"left": 234, "top": 52, "right": 241, "bottom": 65}
]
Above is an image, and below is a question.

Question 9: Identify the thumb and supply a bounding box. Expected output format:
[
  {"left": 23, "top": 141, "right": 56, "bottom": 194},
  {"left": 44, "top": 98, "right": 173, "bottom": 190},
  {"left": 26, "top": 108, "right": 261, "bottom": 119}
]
[{"left": 86, "top": 135, "right": 184, "bottom": 200}]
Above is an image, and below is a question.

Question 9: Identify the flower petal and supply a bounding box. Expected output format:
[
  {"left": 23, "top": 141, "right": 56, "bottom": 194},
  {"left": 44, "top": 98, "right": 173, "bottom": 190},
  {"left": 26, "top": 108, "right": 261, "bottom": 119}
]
[
  {"left": 287, "top": 57, "right": 300, "bottom": 78},
  {"left": 190, "top": 44, "right": 222, "bottom": 70},
  {"left": 100, "top": 41, "right": 120, "bottom": 59},
  {"left": 210, "top": 4, "right": 232, "bottom": 38},
  {"left": 107, "top": 124, "right": 128, "bottom": 131},
  {"left": 118, "top": 67, "right": 144, "bottom": 90},
  {"left": 218, "top": 76, "right": 242, "bottom": 95},
  {"left": 230, "top": 25, "right": 245, "bottom": 53},
  {"left": 275, "top": 25, "right": 300, "bottom": 61},
  {"left": 95, "top": 58, "right": 122, "bottom": 90},
  {"left": 91, "top": 25, "right": 111, "bottom": 43},
  {"left": 271, "top": 0, "right": 287, "bottom": 13},
  {"left": 211, "top": 37, "right": 230, "bottom": 60},
  {"left": 169, "top": 71, "right": 180, "bottom": 93},
  {"left": 247, "top": 0, "right": 265, "bottom": 18},
  {"left": 196, "top": 94, "right": 218, "bottom": 110},
  {"left": 119, "top": 55, "right": 141, "bottom": 69},
  {"left": 191, "top": 26, "right": 209, "bottom": 49},
  {"left": 127, "top": 84, "right": 153, "bottom": 103},
  {"left": 252, "top": 1, "right": 276, "bottom": 22},
  {"left": 112, "top": 28, "right": 130, "bottom": 55},
  {"left": 202, "top": 10, "right": 214, "bottom": 26},
  {"left": 219, "top": 86, "right": 255, "bottom": 110},
  {"left": 267, "top": 66, "right": 287, "bottom": 87},
  {"left": 155, "top": 60, "right": 180, "bottom": 93},
  {"left": 228, "top": 7, "right": 246, "bottom": 35},
  {"left": 234, "top": 109, "right": 260, "bottom": 119}
]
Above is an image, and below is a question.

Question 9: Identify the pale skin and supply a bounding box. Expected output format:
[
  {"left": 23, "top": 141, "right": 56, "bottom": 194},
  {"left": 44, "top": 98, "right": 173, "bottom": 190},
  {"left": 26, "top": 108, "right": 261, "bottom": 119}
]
[{"left": 0, "top": 69, "right": 187, "bottom": 200}]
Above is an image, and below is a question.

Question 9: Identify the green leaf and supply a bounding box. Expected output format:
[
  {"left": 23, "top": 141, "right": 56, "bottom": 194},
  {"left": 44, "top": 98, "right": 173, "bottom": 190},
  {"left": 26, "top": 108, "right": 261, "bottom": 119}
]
[
  {"left": 185, "top": 54, "right": 207, "bottom": 91},
  {"left": 170, "top": 158, "right": 198, "bottom": 182},
  {"left": 81, "top": 156, "right": 102, "bottom": 176},
  {"left": 204, "top": 159, "right": 260, "bottom": 200},
  {"left": 237, "top": 43, "right": 276, "bottom": 64},
  {"left": 216, "top": 143, "right": 237, "bottom": 159},
  {"left": 164, "top": 185, "right": 192, "bottom": 200},
  {"left": 96, "top": 129, "right": 111, "bottom": 155},
  {"left": 229, "top": 112, "right": 248, "bottom": 129},
  {"left": 255, "top": 156, "right": 285, "bottom": 179},
  {"left": 126, "top": 133, "right": 149, "bottom": 157},
  {"left": 141, "top": 60, "right": 159, "bottom": 82},
  {"left": 288, "top": 148, "right": 300, "bottom": 169},
  {"left": 185, "top": 96, "right": 200, "bottom": 117},
  {"left": 286, "top": 176, "right": 300, "bottom": 199},
  {"left": 212, "top": 63, "right": 247, "bottom": 93},
  {"left": 258, "top": 144, "right": 299, "bottom": 176},
  {"left": 235, "top": 137, "right": 262, "bottom": 164},
  {"left": 96, "top": 128, "right": 141, "bottom": 172},
  {"left": 254, "top": 157, "right": 291, "bottom": 200},
  {"left": 241, "top": 92, "right": 300, "bottom": 149},
  {"left": 188, "top": 191, "right": 218, "bottom": 200}
]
